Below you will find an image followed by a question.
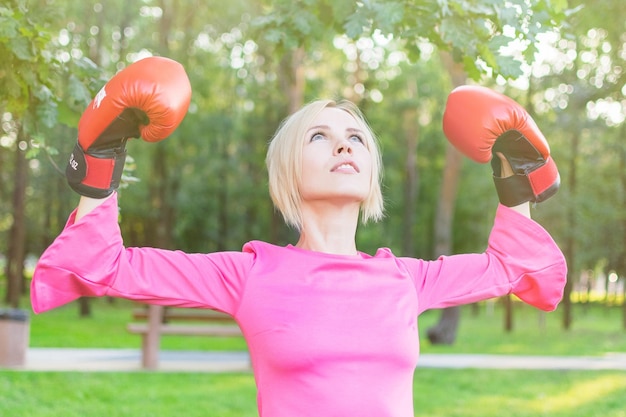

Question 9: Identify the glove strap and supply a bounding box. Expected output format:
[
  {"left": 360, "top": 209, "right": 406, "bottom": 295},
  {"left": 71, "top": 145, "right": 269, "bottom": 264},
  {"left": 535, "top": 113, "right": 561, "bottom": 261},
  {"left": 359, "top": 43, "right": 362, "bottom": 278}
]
[
  {"left": 528, "top": 157, "right": 560, "bottom": 202},
  {"left": 66, "top": 142, "right": 127, "bottom": 198},
  {"left": 493, "top": 174, "right": 535, "bottom": 207},
  {"left": 493, "top": 157, "right": 560, "bottom": 207}
]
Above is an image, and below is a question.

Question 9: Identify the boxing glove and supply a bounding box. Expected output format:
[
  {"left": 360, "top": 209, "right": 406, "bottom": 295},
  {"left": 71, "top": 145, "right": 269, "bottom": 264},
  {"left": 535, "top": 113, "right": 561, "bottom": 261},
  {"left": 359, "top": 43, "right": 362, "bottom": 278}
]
[
  {"left": 66, "top": 56, "right": 191, "bottom": 198},
  {"left": 442, "top": 85, "right": 559, "bottom": 207}
]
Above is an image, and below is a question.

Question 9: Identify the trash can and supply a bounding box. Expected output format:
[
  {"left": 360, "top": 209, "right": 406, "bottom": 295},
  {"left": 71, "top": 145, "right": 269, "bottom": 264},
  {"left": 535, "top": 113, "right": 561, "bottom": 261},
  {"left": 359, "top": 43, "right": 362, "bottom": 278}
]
[{"left": 0, "top": 308, "right": 30, "bottom": 368}]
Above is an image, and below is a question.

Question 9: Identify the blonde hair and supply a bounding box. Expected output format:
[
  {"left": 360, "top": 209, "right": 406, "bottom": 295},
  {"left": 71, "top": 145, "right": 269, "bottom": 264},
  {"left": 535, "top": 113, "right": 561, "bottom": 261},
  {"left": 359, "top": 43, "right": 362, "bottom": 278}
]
[{"left": 266, "top": 99, "right": 384, "bottom": 230}]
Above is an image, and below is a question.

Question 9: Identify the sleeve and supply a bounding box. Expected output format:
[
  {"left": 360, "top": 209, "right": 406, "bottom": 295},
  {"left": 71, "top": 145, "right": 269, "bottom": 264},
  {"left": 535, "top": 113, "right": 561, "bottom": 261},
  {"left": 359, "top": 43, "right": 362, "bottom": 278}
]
[
  {"left": 404, "top": 204, "right": 567, "bottom": 314},
  {"left": 30, "top": 194, "right": 252, "bottom": 315}
]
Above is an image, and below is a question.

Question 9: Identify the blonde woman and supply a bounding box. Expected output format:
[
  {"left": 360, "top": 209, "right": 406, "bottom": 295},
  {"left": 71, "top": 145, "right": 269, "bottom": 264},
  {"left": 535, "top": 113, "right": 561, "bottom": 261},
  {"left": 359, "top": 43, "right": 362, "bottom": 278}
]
[{"left": 32, "top": 59, "right": 566, "bottom": 417}]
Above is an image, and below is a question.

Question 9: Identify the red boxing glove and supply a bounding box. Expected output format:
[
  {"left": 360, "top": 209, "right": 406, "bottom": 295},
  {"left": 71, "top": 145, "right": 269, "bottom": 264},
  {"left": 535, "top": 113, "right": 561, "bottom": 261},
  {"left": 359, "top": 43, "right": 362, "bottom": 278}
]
[
  {"left": 66, "top": 56, "right": 191, "bottom": 198},
  {"left": 442, "top": 85, "right": 559, "bottom": 207}
]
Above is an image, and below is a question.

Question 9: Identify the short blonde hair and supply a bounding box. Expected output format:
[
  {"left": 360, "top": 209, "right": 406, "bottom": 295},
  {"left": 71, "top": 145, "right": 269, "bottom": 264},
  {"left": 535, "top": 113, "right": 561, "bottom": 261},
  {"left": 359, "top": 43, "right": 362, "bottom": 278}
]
[{"left": 266, "top": 99, "right": 384, "bottom": 230}]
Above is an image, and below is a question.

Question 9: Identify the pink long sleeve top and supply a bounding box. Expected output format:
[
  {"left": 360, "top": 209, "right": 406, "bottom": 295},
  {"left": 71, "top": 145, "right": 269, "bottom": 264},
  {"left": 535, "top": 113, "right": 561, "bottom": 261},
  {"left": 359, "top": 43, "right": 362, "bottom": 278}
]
[{"left": 31, "top": 194, "right": 566, "bottom": 417}]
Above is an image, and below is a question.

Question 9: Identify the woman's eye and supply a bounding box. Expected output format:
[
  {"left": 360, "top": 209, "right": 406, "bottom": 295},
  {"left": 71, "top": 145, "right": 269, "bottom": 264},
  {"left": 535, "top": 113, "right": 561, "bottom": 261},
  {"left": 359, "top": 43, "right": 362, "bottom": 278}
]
[
  {"left": 310, "top": 133, "right": 325, "bottom": 142},
  {"left": 349, "top": 135, "right": 364, "bottom": 144}
]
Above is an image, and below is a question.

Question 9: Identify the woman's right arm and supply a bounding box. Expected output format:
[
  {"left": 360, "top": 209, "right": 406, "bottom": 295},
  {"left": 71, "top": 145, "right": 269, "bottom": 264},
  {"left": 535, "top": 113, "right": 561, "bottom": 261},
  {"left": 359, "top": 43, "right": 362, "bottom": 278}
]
[
  {"left": 75, "top": 195, "right": 112, "bottom": 221},
  {"left": 31, "top": 193, "right": 251, "bottom": 315}
]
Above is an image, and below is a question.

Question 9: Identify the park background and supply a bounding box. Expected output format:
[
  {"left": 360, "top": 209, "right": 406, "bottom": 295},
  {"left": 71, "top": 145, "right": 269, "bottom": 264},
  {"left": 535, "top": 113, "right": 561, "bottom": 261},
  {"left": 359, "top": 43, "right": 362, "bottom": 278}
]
[{"left": 1, "top": 0, "right": 625, "bottom": 416}]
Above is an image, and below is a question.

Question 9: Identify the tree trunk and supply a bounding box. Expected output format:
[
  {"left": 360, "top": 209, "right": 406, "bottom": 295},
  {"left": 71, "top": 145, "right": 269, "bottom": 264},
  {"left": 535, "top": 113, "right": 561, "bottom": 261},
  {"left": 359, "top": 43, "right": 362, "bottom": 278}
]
[
  {"left": 281, "top": 47, "right": 306, "bottom": 114},
  {"left": 5, "top": 125, "right": 28, "bottom": 308},
  {"left": 150, "top": 145, "right": 175, "bottom": 249},
  {"left": 216, "top": 138, "right": 229, "bottom": 251},
  {"left": 503, "top": 294, "right": 513, "bottom": 332},
  {"left": 619, "top": 124, "right": 626, "bottom": 330},
  {"left": 427, "top": 142, "right": 463, "bottom": 344},
  {"left": 269, "top": 46, "right": 306, "bottom": 243},
  {"left": 623, "top": 277, "right": 626, "bottom": 332},
  {"left": 0, "top": 141, "right": 6, "bottom": 200},
  {"left": 562, "top": 129, "right": 579, "bottom": 330},
  {"left": 427, "top": 305, "right": 460, "bottom": 345},
  {"left": 77, "top": 298, "right": 91, "bottom": 316},
  {"left": 148, "top": 0, "right": 176, "bottom": 250},
  {"left": 427, "top": 52, "right": 467, "bottom": 345},
  {"left": 401, "top": 79, "right": 419, "bottom": 256}
]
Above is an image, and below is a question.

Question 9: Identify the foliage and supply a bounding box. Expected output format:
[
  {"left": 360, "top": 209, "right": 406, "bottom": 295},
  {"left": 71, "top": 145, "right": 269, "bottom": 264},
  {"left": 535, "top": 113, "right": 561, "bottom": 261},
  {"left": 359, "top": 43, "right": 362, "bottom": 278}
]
[
  {"left": 0, "top": 0, "right": 624, "bottom": 324},
  {"left": 252, "top": 0, "right": 576, "bottom": 80},
  {"left": 0, "top": 1, "right": 101, "bottom": 145},
  {"left": 0, "top": 1, "right": 55, "bottom": 120},
  {"left": 528, "top": 0, "right": 625, "bottom": 276}
]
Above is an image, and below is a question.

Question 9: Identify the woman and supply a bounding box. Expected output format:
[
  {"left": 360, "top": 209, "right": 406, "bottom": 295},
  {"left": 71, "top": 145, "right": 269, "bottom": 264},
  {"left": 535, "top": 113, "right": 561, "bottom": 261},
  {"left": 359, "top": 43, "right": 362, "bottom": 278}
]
[{"left": 32, "top": 59, "right": 566, "bottom": 417}]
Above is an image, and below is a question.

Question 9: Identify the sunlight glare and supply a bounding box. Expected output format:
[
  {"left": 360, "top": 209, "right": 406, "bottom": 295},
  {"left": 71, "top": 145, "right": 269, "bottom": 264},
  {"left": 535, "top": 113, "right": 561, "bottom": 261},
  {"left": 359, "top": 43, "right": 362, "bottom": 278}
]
[{"left": 529, "top": 375, "right": 626, "bottom": 414}]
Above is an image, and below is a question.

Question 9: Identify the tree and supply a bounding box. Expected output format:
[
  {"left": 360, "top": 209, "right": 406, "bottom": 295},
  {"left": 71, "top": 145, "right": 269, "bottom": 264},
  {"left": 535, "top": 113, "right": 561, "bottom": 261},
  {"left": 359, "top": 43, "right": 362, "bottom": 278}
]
[
  {"left": 254, "top": 0, "right": 574, "bottom": 344},
  {"left": 0, "top": 1, "right": 63, "bottom": 307},
  {"left": 425, "top": 52, "right": 468, "bottom": 344},
  {"left": 528, "top": 0, "right": 625, "bottom": 329},
  {"left": 13, "top": 0, "right": 621, "bottom": 331}
]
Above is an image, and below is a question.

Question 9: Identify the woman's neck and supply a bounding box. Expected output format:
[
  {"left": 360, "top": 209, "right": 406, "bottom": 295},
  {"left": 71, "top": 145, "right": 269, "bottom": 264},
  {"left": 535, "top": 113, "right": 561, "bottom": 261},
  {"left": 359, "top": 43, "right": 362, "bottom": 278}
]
[{"left": 296, "top": 202, "right": 360, "bottom": 255}]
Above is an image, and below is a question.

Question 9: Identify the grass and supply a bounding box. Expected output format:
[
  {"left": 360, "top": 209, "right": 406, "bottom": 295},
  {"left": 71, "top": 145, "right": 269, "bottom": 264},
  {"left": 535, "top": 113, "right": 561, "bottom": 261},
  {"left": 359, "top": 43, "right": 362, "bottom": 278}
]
[
  {"left": 0, "top": 372, "right": 258, "bottom": 417},
  {"left": 1, "top": 370, "right": 625, "bottom": 417},
  {"left": 420, "top": 301, "right": 626, "bottom": 356},
  {"left": 1, "top": 298, "right": 624, "bottom": 416},
  {"left": 27, "top": 297, "right": 626, "bottom": 356},
  {"left": 28, "top": 299, "right": 249, "bottom": 351}
]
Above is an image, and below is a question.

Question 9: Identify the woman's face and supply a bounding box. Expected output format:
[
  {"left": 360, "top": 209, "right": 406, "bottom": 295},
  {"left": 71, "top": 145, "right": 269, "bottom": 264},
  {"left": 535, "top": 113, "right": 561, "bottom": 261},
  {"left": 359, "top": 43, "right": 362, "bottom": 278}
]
[{"left": 299, "top": 107, "right": 373, "bottom": 206}]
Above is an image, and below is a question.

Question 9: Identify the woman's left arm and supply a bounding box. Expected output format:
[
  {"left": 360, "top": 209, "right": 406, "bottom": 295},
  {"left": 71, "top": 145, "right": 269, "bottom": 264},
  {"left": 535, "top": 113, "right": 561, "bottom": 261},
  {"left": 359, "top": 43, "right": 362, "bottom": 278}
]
[
  {"left": 412, "top": 86, "right": 567, "bottom": 313},
  {"left": 410, "top": 206, "right": 566, "bottom": 314}
]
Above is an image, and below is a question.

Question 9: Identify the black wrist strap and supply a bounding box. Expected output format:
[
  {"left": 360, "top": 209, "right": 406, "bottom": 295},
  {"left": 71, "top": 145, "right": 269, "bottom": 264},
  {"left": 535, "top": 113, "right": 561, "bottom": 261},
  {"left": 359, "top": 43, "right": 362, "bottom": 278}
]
[{"left": 493, "top": 174, "right": 535, "bottom": 207}]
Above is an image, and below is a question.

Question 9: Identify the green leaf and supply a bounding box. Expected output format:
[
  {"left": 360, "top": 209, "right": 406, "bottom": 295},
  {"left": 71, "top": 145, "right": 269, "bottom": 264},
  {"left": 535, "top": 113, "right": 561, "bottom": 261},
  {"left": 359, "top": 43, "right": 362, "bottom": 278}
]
[
  {"left": 25, "top": 147, "right": 40, "bottom": 159},
  {"left": 263, "top": 28, "right": 284, "bottom": 45},
  {"left": 495, "top": 55, "right": 524, "bottom": 79},
  {"left": 499, "top": 4, "right": 521, "bottom": 28},
  {"left": 45, "top": 146, "right": 59, "bottom": 156},
  {"left": 292, "top": 12, "right": 313, "bottom": 36},
  {"left": 9, "top": 35, "right": 33, "bottom": 60},
  {"left": 344, "top": 12, "right": 368, "bottom": 38},
  {"left": 488, "top": 34, "right": 513, "bottom": 50},
  {"left": 462, "top": 55, "right": 482, "bottom": 81},
  {"left": 372, "top": 1, "right": 404, "bottom": 33},
  {"left": 405, "top": 41, "right": 422, "bottom": 63},
  {"left": 33, "top": 84, "right": 53, "bottom": 101},
  {"left": 36, "top": 100, "right": 58, "bottom": 129},
  {"left": 56, "top": 100, "right": 80, "bottom": 128},
  {"left": 0, "top": 16, "right": 18, "bottom": 38},
  {"left": 66, "top": 74, "right": 92, "bottom": 108},
  {"left": 327, "top": 0, "right": 354, "bottom": 23},
  {"left": 437, "top": 0, "right": 452, "bottom": 16},
  {"left": 477, "top": 42, "right": 497, "bottom": 70}
]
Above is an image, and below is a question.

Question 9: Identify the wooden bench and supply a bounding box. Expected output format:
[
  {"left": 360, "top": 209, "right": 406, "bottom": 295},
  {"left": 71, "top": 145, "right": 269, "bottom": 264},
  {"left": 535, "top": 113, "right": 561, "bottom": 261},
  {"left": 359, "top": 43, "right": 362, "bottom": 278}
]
[{"left": 127, "top": 304, "right": 243, "bottom": 370}]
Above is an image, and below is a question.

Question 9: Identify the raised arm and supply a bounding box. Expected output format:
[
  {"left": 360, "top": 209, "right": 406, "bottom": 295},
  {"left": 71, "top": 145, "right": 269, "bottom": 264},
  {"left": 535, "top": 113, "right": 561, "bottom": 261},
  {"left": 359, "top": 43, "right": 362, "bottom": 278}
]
[
  {"left": 418, "top": 85, "right": 566, "bottom": 311},
  {"left": 32, "top": 57, "right": 192, "bottom": 312},
  {"left": 75, "top": 196, "right": 111, "bottom": 221}
]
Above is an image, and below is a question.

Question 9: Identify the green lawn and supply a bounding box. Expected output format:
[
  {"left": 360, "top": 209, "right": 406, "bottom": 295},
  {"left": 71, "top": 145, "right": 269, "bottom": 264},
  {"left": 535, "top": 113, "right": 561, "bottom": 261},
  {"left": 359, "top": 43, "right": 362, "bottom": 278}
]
[
  {"left": 1, "top": 369, "right": 625, "bottom": 417},
  {"left": 421, "top": 301, "right": 626, "bottom": 356},
  {"left": 27, "top": 297, "right": 626, "bottom": 356},
  {"left": 1, "top": 298, "right": 624, "bottom": 417}
]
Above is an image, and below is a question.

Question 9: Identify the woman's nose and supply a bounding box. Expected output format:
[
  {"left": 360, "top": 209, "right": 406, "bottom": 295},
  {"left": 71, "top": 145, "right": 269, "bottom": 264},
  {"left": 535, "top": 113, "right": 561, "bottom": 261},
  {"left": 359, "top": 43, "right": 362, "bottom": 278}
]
[{"left": 334, "top": 139, "right": 353, "bottom": 155}]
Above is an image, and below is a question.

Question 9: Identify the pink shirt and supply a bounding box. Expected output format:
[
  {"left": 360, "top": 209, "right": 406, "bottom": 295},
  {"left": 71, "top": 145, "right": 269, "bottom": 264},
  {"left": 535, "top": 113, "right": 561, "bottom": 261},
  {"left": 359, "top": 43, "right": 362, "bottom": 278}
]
[{"left": 32, "top": 194, "right": 566, "bottom": 416}]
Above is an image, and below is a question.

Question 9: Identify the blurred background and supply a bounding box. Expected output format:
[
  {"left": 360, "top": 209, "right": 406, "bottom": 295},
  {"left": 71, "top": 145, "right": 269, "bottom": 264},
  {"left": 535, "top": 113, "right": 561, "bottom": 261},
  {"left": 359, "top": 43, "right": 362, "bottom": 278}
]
[{"left": 0, "top": 0, "right": 624, "bottom": 338}]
